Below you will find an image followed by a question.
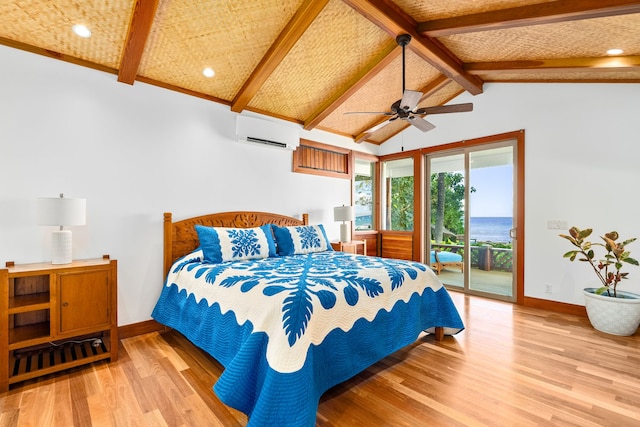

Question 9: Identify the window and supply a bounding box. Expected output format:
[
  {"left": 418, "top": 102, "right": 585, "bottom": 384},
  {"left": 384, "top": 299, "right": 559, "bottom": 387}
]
[
  {"left": 381, "top": 158, "right": 414, "bottom": 231},
  {"left": 354, "top": 158, "right": 375, "bottom": 230}
]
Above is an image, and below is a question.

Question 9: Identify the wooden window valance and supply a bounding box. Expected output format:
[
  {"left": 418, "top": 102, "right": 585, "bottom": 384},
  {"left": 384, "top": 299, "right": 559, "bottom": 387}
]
[{"left": 292, "top": 139, "right": 352, "bottom": 179}]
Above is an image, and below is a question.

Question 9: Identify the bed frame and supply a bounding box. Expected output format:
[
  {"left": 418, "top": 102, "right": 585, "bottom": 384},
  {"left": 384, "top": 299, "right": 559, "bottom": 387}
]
[{"left": 163, "top": 211, "right": 308, "bottom": 278}]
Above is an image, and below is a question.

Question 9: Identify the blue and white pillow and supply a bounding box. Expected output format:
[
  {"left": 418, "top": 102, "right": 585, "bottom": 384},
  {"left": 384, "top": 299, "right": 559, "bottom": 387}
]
[
  {"left": 195, "top": 225, "right": 276, "bottom": 264},
  {"left": 272, "top": 224, "right": 333, "bottom": 256}
]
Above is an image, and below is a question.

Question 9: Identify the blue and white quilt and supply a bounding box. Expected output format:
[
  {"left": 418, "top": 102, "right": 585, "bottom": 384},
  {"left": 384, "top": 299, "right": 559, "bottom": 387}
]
[{"left": 152, "top": 250, "right": 464, "bottom": 426}]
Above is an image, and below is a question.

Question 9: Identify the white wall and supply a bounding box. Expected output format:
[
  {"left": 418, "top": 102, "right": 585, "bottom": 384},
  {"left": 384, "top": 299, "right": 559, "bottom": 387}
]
[
  {"left": 380, "top": 83, "right": 640, "bottom": 304},
  {"left": 0, "top": 46, "right": 374, "bottom": 325}
]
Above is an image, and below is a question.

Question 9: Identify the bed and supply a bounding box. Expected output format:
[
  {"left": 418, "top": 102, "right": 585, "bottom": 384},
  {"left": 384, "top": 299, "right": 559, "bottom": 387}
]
[{"left": 152, "top": 211, "right": 464, "bottom": 426}]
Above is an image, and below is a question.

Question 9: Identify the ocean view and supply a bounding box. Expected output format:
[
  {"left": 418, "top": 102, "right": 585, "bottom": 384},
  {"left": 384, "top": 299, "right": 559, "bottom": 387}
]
[{"left": 470, "top": 217, "right": 513, "bottom": 243}]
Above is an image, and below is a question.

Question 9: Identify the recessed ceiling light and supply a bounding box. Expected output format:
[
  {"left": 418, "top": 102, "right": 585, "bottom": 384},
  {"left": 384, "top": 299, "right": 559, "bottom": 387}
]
[
  {"left": 607, "top": 48, "right": 623, "bottom": 55},
  {"left": 202, "top": 67, "right": 215, "bottom": 78},
  {"left": 72, "top": 24, "right": 92, "bottom": 38}
]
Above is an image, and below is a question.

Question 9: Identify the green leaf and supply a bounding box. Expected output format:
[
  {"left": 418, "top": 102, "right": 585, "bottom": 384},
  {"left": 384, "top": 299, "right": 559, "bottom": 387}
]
[
  {"left": 622, "top": 237, "right": 637, "bottom": 246},
  {"left": 578, "top": 228, "right": 593, "bottom": 239}
]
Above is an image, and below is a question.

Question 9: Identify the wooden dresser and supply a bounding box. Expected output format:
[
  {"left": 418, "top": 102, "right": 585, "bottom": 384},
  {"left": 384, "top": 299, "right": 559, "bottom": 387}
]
[{"left": 0, "top": 256, "right": 117, "bottom": 391}]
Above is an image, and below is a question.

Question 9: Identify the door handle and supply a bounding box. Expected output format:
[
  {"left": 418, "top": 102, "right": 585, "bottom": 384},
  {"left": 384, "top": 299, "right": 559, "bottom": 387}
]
[{"left": 509, "top": 228, "right": 516, "bottom": 239}]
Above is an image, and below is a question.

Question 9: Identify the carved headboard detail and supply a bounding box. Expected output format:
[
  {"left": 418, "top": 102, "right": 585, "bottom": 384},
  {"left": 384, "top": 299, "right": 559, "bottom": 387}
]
[{"left": 163, "top": 211, "right": 309, "bottom": 277}]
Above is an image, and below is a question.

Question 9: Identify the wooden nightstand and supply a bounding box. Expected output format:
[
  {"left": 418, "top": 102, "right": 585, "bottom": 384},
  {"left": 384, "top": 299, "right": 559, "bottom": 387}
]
[
  {"left": 0, "top": 256, "right": 118, "bottom": 392},
  {"left": 331, "top": 240, "right": 367, "bottom": 255}
]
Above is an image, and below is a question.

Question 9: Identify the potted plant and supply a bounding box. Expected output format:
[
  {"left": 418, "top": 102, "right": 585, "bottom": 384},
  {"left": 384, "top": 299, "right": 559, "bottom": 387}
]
[{"left": 560, "top": 226, "right": 640, "bottom": 336}]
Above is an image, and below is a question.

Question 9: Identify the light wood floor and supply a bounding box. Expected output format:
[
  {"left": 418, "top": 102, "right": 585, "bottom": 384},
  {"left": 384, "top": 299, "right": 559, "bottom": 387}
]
[{"left": 2, "top": 291, "right": 640, "bottom": 426}]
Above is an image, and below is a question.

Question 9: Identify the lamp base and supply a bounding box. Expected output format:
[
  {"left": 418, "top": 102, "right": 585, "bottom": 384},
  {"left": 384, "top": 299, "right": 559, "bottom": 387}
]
[
  {"left": 340, "top": 223, "right": 350, "bottom": 243},
  {"left": 51, "top": 230, "right": 73, "bottom": 264}
]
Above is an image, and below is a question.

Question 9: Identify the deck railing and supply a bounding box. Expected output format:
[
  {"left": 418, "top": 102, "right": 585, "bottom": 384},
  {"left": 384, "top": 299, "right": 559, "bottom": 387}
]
[{"left": 432, "top": 243, "right": 513, "bottom": 272}]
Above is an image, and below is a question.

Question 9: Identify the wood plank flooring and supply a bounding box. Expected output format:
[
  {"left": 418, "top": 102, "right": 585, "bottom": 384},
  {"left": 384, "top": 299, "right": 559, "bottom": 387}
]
[{"left": 2, "top": 291, "right": 639, "bottom": 426}]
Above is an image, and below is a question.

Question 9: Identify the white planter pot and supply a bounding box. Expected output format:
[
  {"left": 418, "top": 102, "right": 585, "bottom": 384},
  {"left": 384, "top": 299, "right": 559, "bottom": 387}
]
[{"left": 583, "top": 288, "right": 640, "bottom": 336}]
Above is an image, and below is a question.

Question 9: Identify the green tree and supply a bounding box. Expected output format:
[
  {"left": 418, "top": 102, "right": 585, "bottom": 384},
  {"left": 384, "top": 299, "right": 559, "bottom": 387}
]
[
  {"left": 384, "top": 172, "right": 471, "bottom": 235},
  {"left": 430, "top": 172, "right": 473, "bottom": 241},
  {"left": 388, "top": 176, "right": 413, "bottom": 230}
]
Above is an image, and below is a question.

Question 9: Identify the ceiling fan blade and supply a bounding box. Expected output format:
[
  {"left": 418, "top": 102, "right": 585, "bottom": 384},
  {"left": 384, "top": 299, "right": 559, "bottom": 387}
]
[
  {"left": 415, "top": 103, "right": 473, "bottom": 115},
  {"left": 354, "top": 118, "right": 394, "bottom": 142},
  {"left": 400, "top": 90, "right": 422, "bottom": 112},
  {"left": 364, "top": 119, "right": 392, "bottom": 134},
  {"left": 407, "top": 116, "right": 435, "bottom": 132},
  {"left": 344, "top": 111, "right": 394, "bottom": 116}
]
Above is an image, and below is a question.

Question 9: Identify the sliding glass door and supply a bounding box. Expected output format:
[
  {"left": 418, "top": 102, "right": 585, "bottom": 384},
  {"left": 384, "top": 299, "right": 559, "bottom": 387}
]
[{"left": 427, "top": 140, "right": 517, "bottom": 301}]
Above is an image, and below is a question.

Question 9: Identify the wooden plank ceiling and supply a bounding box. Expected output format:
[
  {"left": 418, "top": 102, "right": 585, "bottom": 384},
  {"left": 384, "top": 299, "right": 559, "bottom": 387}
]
[{"left": 1, "top": 0, "right": 639, "bottom": 145}]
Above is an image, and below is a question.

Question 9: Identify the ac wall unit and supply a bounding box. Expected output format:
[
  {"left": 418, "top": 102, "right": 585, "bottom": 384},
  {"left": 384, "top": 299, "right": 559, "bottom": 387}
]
[{"left": 236, "top": 115, "right": 300, "bottom": 150}]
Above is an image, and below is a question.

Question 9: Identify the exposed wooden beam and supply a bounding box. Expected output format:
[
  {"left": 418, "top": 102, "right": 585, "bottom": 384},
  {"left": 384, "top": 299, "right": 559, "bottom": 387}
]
[
  {"left": 417, "top": 0, "right": 640, "bottom": 37},
  {"left": 230, "top": 0, "right": 330, "bottom": 113},
  {"left": 354, "top": 120, "right": 390, "bottom": 144},
  {"left": 303, "top": 41, "right": 399, "bottom": 130},
  {"left": 342, "top": 0, "right": 483, "bottom": 95},
  {"left": 135, "top": 75, "right": 232, "bottom": 105},
  {"left": 465, "top": 56, "right": 640, "bottom": 75},
  {"left": 0, "top": 36, "right": 118, "bottom": 75},
  {"left": 118, "top": 0, "right": 160, "bottom": 84}
]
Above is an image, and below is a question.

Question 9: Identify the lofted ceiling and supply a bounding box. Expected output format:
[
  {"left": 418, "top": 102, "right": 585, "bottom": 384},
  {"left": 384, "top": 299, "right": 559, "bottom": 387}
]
[{"left": 1, "top": 0, "right": 639, "bottom": 145}]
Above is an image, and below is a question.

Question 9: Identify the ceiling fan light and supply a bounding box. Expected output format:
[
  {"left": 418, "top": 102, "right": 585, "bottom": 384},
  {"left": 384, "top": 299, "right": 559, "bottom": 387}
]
[{"left": 72, "top": 24, "right": 92, "bottom": 38}]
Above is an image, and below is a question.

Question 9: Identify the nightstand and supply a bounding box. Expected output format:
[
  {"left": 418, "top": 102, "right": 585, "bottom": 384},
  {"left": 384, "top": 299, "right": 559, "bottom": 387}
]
[
  {"left": 331, "top": 240, "right": 367, "bottom": 255},
  {"left": 0, "top": 256, "right": 118, "bottom": 391}
]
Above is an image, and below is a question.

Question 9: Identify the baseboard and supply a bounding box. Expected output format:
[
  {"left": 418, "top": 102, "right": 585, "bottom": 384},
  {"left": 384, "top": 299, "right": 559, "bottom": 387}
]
[
  {"left": 118, "top": 319, "right": 168, "bottom": 340},
  {"left": 523, "top": 296, "right": 587, "bottom": 317}
]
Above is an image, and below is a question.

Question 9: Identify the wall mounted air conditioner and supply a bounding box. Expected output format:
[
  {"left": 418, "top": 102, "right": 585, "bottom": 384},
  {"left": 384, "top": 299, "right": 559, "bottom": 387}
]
[{"left": 236, "top": 115, "right": 300, "bottom": 150}]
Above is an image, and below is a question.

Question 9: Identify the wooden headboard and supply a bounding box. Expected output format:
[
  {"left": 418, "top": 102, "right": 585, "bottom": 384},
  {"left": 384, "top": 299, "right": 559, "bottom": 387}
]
[{"left": 163, "top": 211, "right": 309, "bottom": 277}]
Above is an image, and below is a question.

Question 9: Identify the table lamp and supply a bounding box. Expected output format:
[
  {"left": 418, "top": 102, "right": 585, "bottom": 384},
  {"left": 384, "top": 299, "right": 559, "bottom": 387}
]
[
  {"left": 38, "top": 193, "right": 86, "bottom": 264},
  {"left": 334, "top": 205, "right": 354, "bottom": 243}
]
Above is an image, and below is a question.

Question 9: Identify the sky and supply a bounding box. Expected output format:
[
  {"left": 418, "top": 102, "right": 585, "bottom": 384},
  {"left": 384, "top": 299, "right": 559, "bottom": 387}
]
[{"left": 468, "top": 165, "right": 513, "bottom": 217}]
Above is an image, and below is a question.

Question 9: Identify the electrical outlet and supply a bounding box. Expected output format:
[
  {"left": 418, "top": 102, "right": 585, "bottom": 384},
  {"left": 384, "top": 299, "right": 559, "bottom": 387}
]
[
  {"left": 544, "top": 284, "right": 553, "bottom": 294},
  {"left": 547, "top": 220, "right": 568, "bottom": 230}
]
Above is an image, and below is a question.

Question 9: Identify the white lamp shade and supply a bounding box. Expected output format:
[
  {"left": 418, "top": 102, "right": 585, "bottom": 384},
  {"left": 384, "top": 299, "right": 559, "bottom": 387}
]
[
  {"left": 38, "top": 197, "right": 86, "bottom": 226},
  {"left": 333, "top": 206, "right": 354, "bottom": 222}
]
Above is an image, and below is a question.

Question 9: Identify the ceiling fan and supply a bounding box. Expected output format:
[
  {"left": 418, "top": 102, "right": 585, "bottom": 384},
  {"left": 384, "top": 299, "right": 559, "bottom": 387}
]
[{"left": 346, "top": 34, "right": 473, "bottom": 137}]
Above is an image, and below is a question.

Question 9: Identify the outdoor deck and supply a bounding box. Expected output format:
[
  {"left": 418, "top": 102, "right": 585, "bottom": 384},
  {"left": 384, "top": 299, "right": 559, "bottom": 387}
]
[{"left": 436, "top": 266, "right": 513, "bottom": 297}]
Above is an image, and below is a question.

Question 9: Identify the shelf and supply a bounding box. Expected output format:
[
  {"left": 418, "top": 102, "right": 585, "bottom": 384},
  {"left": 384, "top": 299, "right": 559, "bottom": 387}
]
[
  {"left": 9, "top": 322, "right": 50, "bottom": 347},
  {"left": 9, "top": 339, "right": 110, "bottom": 385},
  {"left": 9, "top": 292, "right": 50, "bottom": 313}
]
